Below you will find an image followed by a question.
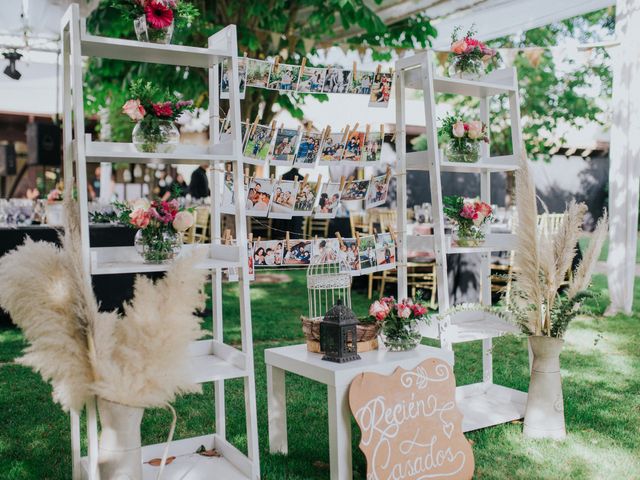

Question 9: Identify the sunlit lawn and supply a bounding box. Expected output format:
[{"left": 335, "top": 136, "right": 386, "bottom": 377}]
[{"left": 1, "top": 272, "right": 639, "bottom": 479}]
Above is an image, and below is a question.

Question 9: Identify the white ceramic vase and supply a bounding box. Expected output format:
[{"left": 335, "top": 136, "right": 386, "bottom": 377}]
[
  {"left": 523, "top": 336, "right": 566, "bottom": 440},
  {"left": 97, "top": 398, "right": 144, "bottom": 480}
]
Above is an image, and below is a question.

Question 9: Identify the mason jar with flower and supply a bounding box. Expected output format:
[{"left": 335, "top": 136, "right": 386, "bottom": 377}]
[
  {"left": 110, "top": 0, "right": 199, "bottom": 45},
  {"left": 122, "top": 79, "right": 194, "bottom": 153},
  {"left": 438, "top": 114, "right": 488, "bottom": 163},
  {"left": 113, "top": 193, "right": 195, "bottom": 264},
  {"left": 443, "top": 195, "right": 493, "bottom": 247},
  {"left": 369, "top": 296, "right": 430, "bottom": 351},
  {"left": 447, "top": 25, "right": 500, "bottom": 79}
]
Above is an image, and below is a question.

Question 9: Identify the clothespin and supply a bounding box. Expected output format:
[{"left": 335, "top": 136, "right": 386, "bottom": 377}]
[
  {"left": 299, "top": 57, "right": 307, "bottom": 77},
  {"left": 273, "top": 56, "right": 280, "bottom": 73},
  {"left": 336, "top": 231, "right": 345, "bottom": 248},
  {"left": 248, "top": 232, "right": 253, "bottom": 243},
  {"left": 341, "top": 124, "right": 351, "bottom": 144},
  {"left": 322, "top": 125, "right": 331, "bottom": 141},
  {"left": 314, "top": 234, "right": 318, "bottom": 242},
  {"left": 351, "top": 122, "right": 360, "bottom": 134},
  {"left": 373, "top": 227, "right": 378, "bottom": 235},
  {"left": 385, "top": 165, "right": 392, "bottom": 181},
  {"left": 389, "top": 227, "right": 398, "bottom": 243},
  {"left": 250, "top": 116, "right": 259, "bottom": 136},
  {"left": 355, "top": 231, "right": 361, "bottom": 247},
  {"left": 353, "top": 61, "right": 357, "bottom": 79},
  {"left": 390, "top": 128, "right": 397, "bottom": 143},
  {"left": 375, "top": 64, "right": 381, "bottom": 76},
  {"left": 286, "top": 231, "right": 291, "bottom": 250},
  {"left": 339, "top": 176, "right": 346, "bottom": 191},
  {"left": 257, "top": 236, "right": 262, "bottom": 246},
  {"left": 270, "top": 120, "right": 277, "bottom": 132},
  {"left": 347, "top": 175, "right": 355, "bottom": 184},
  {"left": 294, "top": 175, "right": 299, "bottom": 182},
  {"left": 300, "top": 173, "right": 309, "bottom": 191},
  {"left": 364, "top": 124, "right": 371, "bottom": 142},
  {"left": 380, "top": 124, "right": 385, "bottom": 142},
  {"left": 223, "top": 229, "right": 232, "bottom": 245},
  {"left": 315, "top": 174, "right": 323, "bottom": 193}
]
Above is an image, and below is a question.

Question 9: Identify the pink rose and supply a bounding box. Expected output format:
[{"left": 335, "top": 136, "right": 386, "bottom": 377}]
[
  {"left": 411, "top": 304, "right": 427, "bottom": 317},
  {"left": 172, "top": 210, "right": 194, "bottom": 232},
  {"left": 396, "top": 303, "right": 412, "bottom": 319},
  {"left": 451, "top": 39, "right": 468, "bottom": 54},
  {"left": 460, "top": 203, "right": 476, "bottom": 220},
  {"left": 369, "top": 300, "right": 390, "bottom": 321},
  {"left": 380, "top": 296, "right": 395, "bottom": 306},
  {"left": 476, "top": 201, "right": 492, "bottom": 218},
  {"left": 130, "top": 208, "right": 151, "bottom": 229},
  {"left": 122, "top": 99, "right": 146, "bottom": 121},
  {"left": 467, "top": 121, "right": 483, "bottom": 140},
  {"left": 452, "top": 120, "right": 466, "bottom": 138}
]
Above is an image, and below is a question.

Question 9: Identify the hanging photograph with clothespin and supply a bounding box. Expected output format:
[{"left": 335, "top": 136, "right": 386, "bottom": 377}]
[
  {"left": 220, "top": 56, "right": 247, "bottom": 100},
  {"left": 323, "top": 66, "right": 352, "bottom": 93},
  {"left": 297, "top": 66, "right": 326, "bottom": 93},
  {"left": 283, "top": 233, "right": 313, "bottom": 265},
  {"left": 314, "top": 181, "right": 342, "bottom": 219},
  {"left": 311, "top": 237, "right": 341, "bottom": 262},
  {"left": 293, "top": 127, "right": 323, "bottom": 168},
  {"left": 318, "top": 130, "right": 344, "bottom": 165},
  {"left": 246, "top": 177, "right": 274, "bottom": 216},
  {"left": 292, "top": 174, "right": 316, "bottom": 216},
  {"left": 269, "top": 63, "right": 301, "bottom": 91},
  {"left": 271, "top": 125, "right": 300, "bottom": 166},
  {"left": 365, "top": 168, "right": 392, "bottom": 208},
  {"left": 340, "top": 236, "right": 360, "bottom": 274},
  {"left": 243, "top": 122, "right": 276, "bottom": 165},
  {"left": 369, "top": 67, "right": 393, "bottom": 107},
  {"left": 220, "top": 167, "right": 235, "bottom": 214},
  {"left": 342, "top": 124, "right": 365, "bottom": 163},
  {"left": 341, "top": 178, "right": 370, "bottom": 201},
  {"left": 364, "top": 125, "right": 384, "bottom": 163},
  {"left": 358, "top": 233, "right": 378, "bottom": 273},
  {"left": 269, "top": 179, "right": 298, "bottom": 219},
  {"left": 349, "top": 68, "right": 374, "bottom": 95},
  {"left": 375, "top": 232, "right": 396, "bottom": 271},
  {"left": 253, "top": 238, "right": 285, "bottom": 267},
  {"left": 245, "top": 58, "right": 272, "bottom": 88}
]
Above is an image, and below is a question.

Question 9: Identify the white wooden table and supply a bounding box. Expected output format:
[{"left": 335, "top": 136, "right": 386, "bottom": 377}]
[{"left": 265, "top": 343, "right": 454, "bottom": 480}]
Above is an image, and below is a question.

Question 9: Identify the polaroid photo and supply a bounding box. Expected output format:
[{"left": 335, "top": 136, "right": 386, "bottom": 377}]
[
  {"left": 220, "top": 170, "right": 235, "bottom": 214},
  {"left": 375, "top": 233, "right": 396, "bottom": 271},
  {"left": 341, "top": 131, "right": 366, "bottom": 164},
  {"left": 364, "top": 131, "right": 383, "bottom": 163},
  {"left": 314, "top": 182, "right": 342, "bottom": 219},
  {"left": 283, "top": 240, "right": 313, "bottom": 266},
  {"left": 349, "top": 71, "right": 374, "bottom": 95},
  {"left": 369, "top": 72, "right": 393, "bottom": 107},
  {"left": 311, "top": 238, "right": 341, "bottom": 263},
  {"left": 365, "top": 173, "right": 391, "bottom": 208},
  {"left": 318, "top": 132, "right": 346, "bottom": 165},
  {"left": 293, "top": 131, "right": 323, "bottom": 168},
  {"left": 268, "top": 64, "right": 301, "bottom": 91},
  {"left": 220, "top": 57, "right": 247, "bottom": 99},
  {"left": 253, "top": 240, "right": 285, "bottom": 267},
  {"left": 297, "top": 67, "right": 326, "bottom": 93},
  {"left": 269, "top": 180, "right": 298, "bottom": 219},
  {"left": 246, "top": 59, "right": 272, "bottom": 89},
  {"left": 341, "top": 179, "right": 370, "bottom": 202},
  {"left": 246, "top": 177, "right": 274, "bottom": 217},
  {"left": 323, "top": 67, "right": 353, "bottom": 93},
  {"left": 358, "top": 234, "right": 378, "bottom": 274},
  {"left": 293, "top": 181, "right": 317, "bottom": 216},
  {"left": 271, "top": 128, "right": 300, "bottom": 166},
  {"left": 243, "top": 124, "right": 275, "bottom": 165},
  {"left": 340, "top": 238, "right": 361, "bottom": 275}
]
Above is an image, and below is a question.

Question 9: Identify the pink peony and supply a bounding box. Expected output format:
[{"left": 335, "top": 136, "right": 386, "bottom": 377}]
[
  {"left": 460, "top": 203, "right": 476, "bottom": 220},
  {"left": 467, "top": 120, "right": 483, "bottom": 140},
  {"left": 145, "top": 1, "right": 174, "bottom": 30},
  {"left": 369, "top": 300, "right": 390, "bottom": 321},
  {"left": 475, "top": 201, "right": 492, "bottom": 218},
  {"left": 396, "top": 303, "right": 412, "bottom": 319},
  {"left": 451, "top": 39, "right": 468, "bottom": 54},
  {"left": 452, "top": 120, "right": 466, "bottom": 138},
  {"left": 152, "top": 101, "right": 173, "bottom": 117},
  {"left": 172, "top": 210, "right": 194, "bottom": 232},
  {"left": 411, "top": 304, "right": 427, "bottom": 317},
  {"left": 380, "top": 296, "right": 395, "bottom": 306},
  {"left": 130, "top": 208, "right": 151, "bottom": 229},
  {"left": 122, "top": 99, "right": 146, "bottom": 121}
]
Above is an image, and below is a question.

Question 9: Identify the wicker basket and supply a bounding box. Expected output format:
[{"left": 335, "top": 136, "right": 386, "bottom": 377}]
[{"left": 301, "top": 316, "right": 380, "bottom": 353}]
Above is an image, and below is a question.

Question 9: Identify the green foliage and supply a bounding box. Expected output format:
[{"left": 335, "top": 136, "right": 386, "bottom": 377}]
[{"left": 109, "top": 0, "right": 199, "bottom": 29}]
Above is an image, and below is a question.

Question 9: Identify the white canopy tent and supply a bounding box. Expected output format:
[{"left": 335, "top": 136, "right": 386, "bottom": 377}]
[{"left": 0, "top": 0, "right": 635, "bottom": 313}]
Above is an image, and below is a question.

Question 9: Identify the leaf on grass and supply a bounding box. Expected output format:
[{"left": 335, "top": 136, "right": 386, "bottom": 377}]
[
  {"left": 147, "top": 456, "right": 176, "bottom": 466},
  {"left": 510, "top": 419, "right": 523, "bottom": 425},
  {"left": 313, "top": 460, "right": 330, "bottom": 470},
  {"left": 196, "top": 445, "right": 221, "bottom": 457}
]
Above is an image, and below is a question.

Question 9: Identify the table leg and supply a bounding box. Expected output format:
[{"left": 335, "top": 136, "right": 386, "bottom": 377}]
[
  {"left": 327, "top": 384, "right": 352, "bottom": 480},
  {"left": 267, "top": 364, "right": 288, "bottom": 454}
]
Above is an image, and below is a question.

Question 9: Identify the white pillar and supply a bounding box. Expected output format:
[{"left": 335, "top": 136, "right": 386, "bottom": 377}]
[{"left": 607, "top": 0, "right": 640, "bottom": 315}]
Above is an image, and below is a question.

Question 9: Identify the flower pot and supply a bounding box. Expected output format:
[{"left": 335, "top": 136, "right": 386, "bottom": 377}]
[
  {"left": 523, "top": 336, "right": 566, "bottom": 440},
  {"left": 134, "top": 228, "right": 182, "bottom": 264},
  {"left": 97, "top": 398, "right": 144, "bottom": 480},
  {"left": 448, "top": 57, "right": 485, "bottom": 80},
  {"left": 134, "top": 14, "right": 174, "bottom": 44},
  {"left": 381, "top": 322, "right": 421, "bottom": 352},
  {"left": 453, "top": 227, "right": 485, "bottom": 247},
  {"left": 132, "top": 120, "right": 180, "bottom": 154},
  {"left": 446, "top": 140, "right": 480, "bottom": 163}
]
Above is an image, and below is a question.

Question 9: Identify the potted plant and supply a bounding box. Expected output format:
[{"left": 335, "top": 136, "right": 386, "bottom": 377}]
[
  {"left": 443, "top": 195, "right": 493, "bottom": 247},
  {"left": 112, "top": 190, "right": 195, "bottom": 263},
  {"left": 439, "top": 113, "right": 488, "bottom": 163},
  {"left": 448, "top": 25, "right": 500, "bottom": 79},
  {"left": 371, "top": 296, "right": 430, "bottom": 351},
  {"left": 122, "top": 79, "right": 195, "bottom": 153},
  {"left": 508, "top": 157, "right": 609, "bottom": 440},
  {"left": 110, "top": 0, "right": 199, "bottom": 44}
]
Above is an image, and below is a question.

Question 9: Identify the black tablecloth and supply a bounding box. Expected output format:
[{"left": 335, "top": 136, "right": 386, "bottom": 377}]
[{"left": 0, "top": 225, "right": 143, "bottom": 326}]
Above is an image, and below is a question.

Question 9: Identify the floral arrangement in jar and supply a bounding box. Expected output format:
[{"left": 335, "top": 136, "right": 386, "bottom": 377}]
[
  {"left": 110, "top": 0, "right": 199, "bottom": 44},
  {"left": 443, "top": 195, "right": 493, "bottom": 247},
  {"left": 448, "top": 25, "right": 500, "bottom": 79},
  {"left": 122, "top": 79, "right": 194, "bottom": 153},
  {"left": 438, "top": 114, "right": 488, "bottom": 163},
  {"left": 369, "top": 296, "right": 430, "bottom": 351},
  {"left": 113, "top": 190, "right": 194, "bottom": 263}
]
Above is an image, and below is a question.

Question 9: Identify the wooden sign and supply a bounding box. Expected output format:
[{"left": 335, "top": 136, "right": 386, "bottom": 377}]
[{"left": 349, "top": 358, "right": 474, "bottom": 480}]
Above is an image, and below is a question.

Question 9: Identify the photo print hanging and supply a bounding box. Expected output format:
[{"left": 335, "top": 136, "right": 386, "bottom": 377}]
[
  {"left": 358, "top": 234, "right": 378, "bottom": 274},
  {"left": 364, "top": 128, "right": 384, "bottom": 163},
  {"left": 269, "top": 63, "right": 301, "bottom": 91},
  {"left": 245, "top": 59, "right": 272, "bottom": 88},
  {"left": 269, "top": 180, "right": 298, "bottom": 219},
  {"left": 297, "top": 67, "right": 326, "bottom": 93},
  {"left": 253, "top": 239, "right": 285, "bottom": 267},
  {"left": 369, "top": 71, "right": 393, "bottom": 107},
  {"left": 312, "top": 238, "right": 341, "bottom": 262},
  {"left": 243, "top": 123, "right": 275, "bottom": 165},
  {"left": 365, "top": 172, "right": 391, "bottom": 208},
  {"left": 323, "top": 67, "right": 353, "bottom": 93},
  {"left": 375, "top": 232, "right": 396, "bottom": 271},
  {"left": 283, "top": 239, "right": 313, "bottom": 265},
  {"left": 293, "top": 130, "right": 324, "bottom": 168},
  {"left": 340, "top": 238, "right": 361, "bottom": 274},
  {"left": 314, "top": 181, "right": 342, "bottom": 219},
  {"left": 341, "top": 179, "right": 370, "bottom": 202},
  {"left": 349, "top": 70, "right": 374, "bottom": 95},
  {"left": 293, "top": 179, "right": 319, "bottom": 216},
  {"left": 246, "top": 177, "right": 274, "bottom": 217},
  {"left": 318, "top": 131, "right": 346, "bottom": 166},
  {"left": 220, "top": 56, "right": 247, "bottom": 99},
  {"left": 220, "top": 169, "right": 236, "bottom": 214},
  {"left": 271, "top": 127, "right": 300, "bottom": 166},
  {"left": 342, "top": 129, "right": 366, "bottom": 164}
]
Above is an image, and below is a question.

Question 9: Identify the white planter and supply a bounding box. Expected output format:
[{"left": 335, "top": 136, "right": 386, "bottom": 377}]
[
  {"left": 97, "top": 398, "right": 144, "bottom": 480},
  {"left": 523, "top": 336, "right": 566, "bottom": 440}
]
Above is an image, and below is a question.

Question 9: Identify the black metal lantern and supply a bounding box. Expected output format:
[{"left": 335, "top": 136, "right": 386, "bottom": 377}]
[{"left": 319, "top": 299, "right": 361, "bottom": 363}]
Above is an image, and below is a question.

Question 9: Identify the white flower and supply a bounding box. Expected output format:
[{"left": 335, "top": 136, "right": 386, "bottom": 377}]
[
  {"left": 172, "top": 211, "right": 194, "bottom": 232},
  {"left": 130, "top": 198, "right": 151, "bottom": 212}
]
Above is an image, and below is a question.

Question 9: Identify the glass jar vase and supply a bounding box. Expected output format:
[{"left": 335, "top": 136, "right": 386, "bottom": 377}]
[
  {"left": 448, "top": 56, "right": 485, "bottom": 80},
  {"left": 382, "top": 319, "right": 422, "bottom": 352},
  {"left": 454, "top": 226, "right": 485, "bottom": 247},
  {"left": 133, "top": 14, "right": 174, "bottom": 44},
  {"left": 446, "top": 140, "right": 480, "bottom": 163},
  {"left": 132, "top": 120, "right": 180, "bottom": 154},
  {"left": 134, "top": 229, "right": 182, "bottom": 264}
]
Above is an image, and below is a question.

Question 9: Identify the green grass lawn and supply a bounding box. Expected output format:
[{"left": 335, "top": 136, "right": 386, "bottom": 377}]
[
  {"left": 578, "top": 233, "right": 640, "bottom": 263},
  {"left": 1, "top": 272, "right": 639, "bottom": 479}
]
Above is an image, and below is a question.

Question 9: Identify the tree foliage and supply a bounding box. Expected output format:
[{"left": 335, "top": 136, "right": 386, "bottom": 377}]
[{"left": 85, "top": 0, "right": 436, "bottom": 141}]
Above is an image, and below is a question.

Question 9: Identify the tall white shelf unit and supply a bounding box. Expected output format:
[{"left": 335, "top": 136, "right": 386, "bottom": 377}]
[
  {"left": 61, "top": 5, "right": 260, "bottom": 479},
  {"left": 394, "top": 51, "right": 527, "bottom": 432}
]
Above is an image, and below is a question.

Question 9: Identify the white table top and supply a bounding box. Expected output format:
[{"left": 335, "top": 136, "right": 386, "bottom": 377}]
[{"left": 265, "top": 343, "right": 453, "bottom": 387}]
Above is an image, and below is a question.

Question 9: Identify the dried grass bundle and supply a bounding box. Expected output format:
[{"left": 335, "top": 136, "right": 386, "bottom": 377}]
[{"left": 568, "top": 210, "right": 608, "bottom": 298}]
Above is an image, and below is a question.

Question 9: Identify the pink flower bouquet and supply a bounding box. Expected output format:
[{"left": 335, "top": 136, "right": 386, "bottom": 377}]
[
  {"left": 443, "top": 195, "right": 493, "bottom": 247},
  {"left": 448, "top": 25, "right": 500, "bottom": 79},
  {"left": 369, "top": 296, "right": 430, "bottom": 351},
  {"left": 439, "top": 113, "right": 488, "bottom": 163}
]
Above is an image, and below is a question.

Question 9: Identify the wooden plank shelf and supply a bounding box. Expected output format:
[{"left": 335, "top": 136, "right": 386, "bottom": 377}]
[
  {"left": 457, "top": 383, "right": 527, "bottom": 432},
  {"left": 84, "top": 136, "right": 235, "bottom": 165},
  {"left": 90, "top": 244, "right": 240, "bottom": 275},
  {"left": 406, "top": 233, "right": 516, "bottom": 254},
  {"left": 406, "top": 151, "right": 519, "bottom": 172}
]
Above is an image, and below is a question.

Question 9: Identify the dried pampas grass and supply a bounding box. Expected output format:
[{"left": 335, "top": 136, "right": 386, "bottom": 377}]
[{"left": 568, "top": 210, "right": 608, "bottom": 299}]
